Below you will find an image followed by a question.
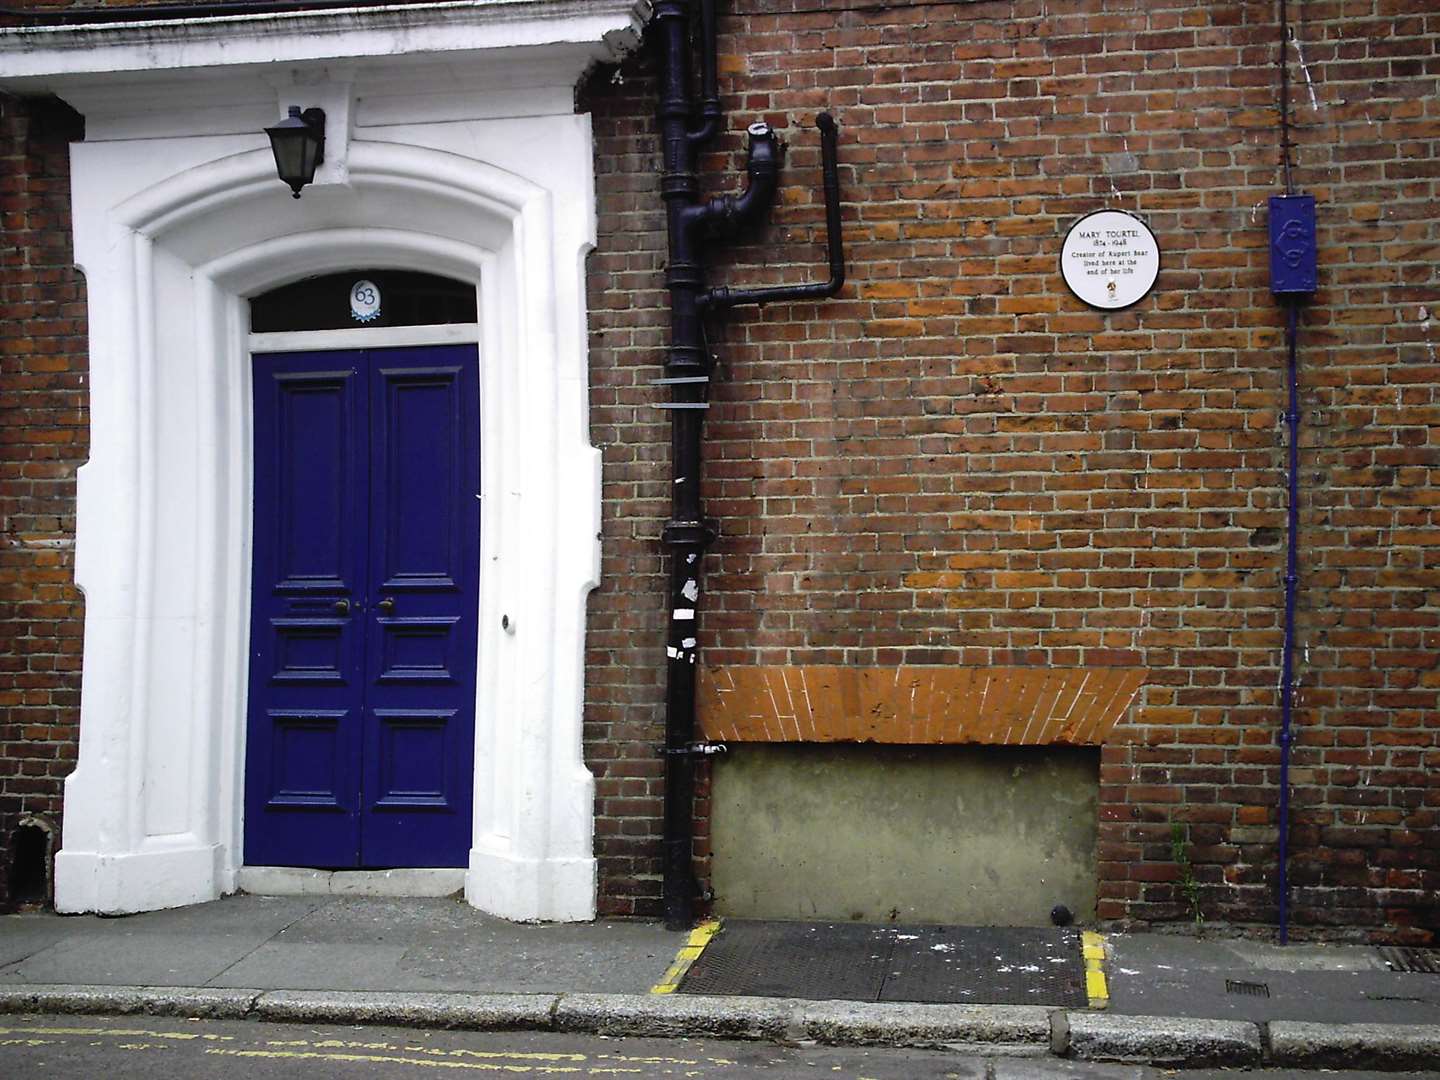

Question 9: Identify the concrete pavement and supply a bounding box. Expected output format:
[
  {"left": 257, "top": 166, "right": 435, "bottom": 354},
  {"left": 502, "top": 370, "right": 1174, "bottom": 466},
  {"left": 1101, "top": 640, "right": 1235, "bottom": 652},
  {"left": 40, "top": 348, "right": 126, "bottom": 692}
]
[{"left": 0, "top": 894, "right": 1436, "bottom": 1070}]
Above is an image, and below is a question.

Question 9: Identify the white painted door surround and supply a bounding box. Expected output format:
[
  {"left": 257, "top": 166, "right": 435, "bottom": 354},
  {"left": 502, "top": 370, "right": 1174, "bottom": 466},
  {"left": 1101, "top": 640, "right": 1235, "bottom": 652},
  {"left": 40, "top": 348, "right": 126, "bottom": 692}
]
[{"left": 0, "top": 1, "right": 650, "bottom": 919}]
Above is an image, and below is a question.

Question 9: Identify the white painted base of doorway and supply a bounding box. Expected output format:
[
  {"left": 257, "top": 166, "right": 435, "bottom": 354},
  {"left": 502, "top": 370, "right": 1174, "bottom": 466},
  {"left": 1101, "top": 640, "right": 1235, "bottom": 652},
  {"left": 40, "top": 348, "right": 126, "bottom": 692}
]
[{"left": 238, "top": 867, "right": 466, "bottom": 898}]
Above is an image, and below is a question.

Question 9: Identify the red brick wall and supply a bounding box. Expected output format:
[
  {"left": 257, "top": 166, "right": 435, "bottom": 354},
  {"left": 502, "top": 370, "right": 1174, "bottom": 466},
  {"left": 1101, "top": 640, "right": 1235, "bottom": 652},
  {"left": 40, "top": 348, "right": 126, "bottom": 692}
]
[
  {"left": 0, "top": 93, "right": 86, "bottom": 907},
  {"left": 582, "top": 0, "right": 1439, "bottom": 939}
]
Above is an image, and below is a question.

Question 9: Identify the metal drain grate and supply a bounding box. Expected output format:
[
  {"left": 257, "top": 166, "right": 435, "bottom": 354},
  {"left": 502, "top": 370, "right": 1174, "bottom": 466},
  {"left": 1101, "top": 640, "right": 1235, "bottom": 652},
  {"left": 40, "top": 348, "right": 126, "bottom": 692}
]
[
  {"left": 677, "top": 921, "right": 1087, "bottom": 1007},
  {"left": 1379, "top": 947, "right": 1440, "bottom": 974},
  {"left": 676, "top": 922, "right": 890, "bottom": 1001},
  {"left": 1225, "top": 979, "right": 1271, "bottom": 997}
]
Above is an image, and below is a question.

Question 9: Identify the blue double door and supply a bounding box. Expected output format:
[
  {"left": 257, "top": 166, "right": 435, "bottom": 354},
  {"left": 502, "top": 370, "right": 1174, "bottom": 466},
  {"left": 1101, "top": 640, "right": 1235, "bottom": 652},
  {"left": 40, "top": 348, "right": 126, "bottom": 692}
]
[{"left": 244, "top": 345, "right": 480, "bottom": 869}]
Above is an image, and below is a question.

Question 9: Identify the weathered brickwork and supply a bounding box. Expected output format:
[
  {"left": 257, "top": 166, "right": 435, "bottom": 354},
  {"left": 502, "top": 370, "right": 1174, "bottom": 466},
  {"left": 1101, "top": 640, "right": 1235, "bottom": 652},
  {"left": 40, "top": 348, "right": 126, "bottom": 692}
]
[
  {"left": 583, "top": 0, "right": 1439, "bottom": 938},
  {"left": 0, "top": 93, "right": 86, "bottom": 907}
]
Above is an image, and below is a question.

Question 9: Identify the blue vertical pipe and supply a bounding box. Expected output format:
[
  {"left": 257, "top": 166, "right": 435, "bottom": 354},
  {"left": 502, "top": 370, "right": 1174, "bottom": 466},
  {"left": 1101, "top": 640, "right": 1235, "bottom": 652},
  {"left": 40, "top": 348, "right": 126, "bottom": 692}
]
[
  {"left": 1270, "top": 194, "right": 1316, "bottom": 945},
  {"left": 1271, "top": 0, "right": 1314, "bottom": 945},
  {"left": 1278, "top": 300, "right": 1300, "bottom": 945}
]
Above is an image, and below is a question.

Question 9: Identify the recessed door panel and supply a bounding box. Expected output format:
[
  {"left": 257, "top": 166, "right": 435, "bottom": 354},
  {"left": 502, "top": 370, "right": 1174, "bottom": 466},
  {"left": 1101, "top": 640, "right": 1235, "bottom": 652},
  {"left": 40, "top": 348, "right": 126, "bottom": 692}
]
[
  {"left": 273, "top": 371, "right": 358, "bottom": 593},
  {"left": 271, "top": 619, "right": 347, "bottom": 684},
  {"left": 378, "top": 618, "right": 461, "bottom": 684},
  {"left": 266, "top": 711, "right": 352, "bottom": 808},
  {"left": 371, "top": 710, "right": 457, "bottom": 807},
  {"left": 376, "top": 368, "right": 465, "bottom": 589},
  {"left": 244, "top": 344, "right": 479, "bottom": 870}
]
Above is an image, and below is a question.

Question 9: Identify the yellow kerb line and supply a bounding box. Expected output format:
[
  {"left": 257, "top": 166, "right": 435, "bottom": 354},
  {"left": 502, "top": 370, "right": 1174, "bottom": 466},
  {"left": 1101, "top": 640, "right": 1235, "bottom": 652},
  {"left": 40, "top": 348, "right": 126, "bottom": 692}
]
[
  {"left": 650, "top": 919, "right": 720, "bottom": 994},
  {"left": 1082, "top": 930, "right": 1108, "bottom": 1008}
]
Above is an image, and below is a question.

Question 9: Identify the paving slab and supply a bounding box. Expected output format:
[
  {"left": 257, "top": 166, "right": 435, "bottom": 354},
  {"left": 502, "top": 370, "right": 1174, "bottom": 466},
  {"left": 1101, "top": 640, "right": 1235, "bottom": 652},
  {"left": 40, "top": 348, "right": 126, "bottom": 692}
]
[
  {"left": 211, "top": 941, "right": 413, "bottom": 990},
  {"left": 101, "top": 894, "right": 327, "bottom": 935},
  {"left": 0, "top": 896, "right": 325, "bottom": 983},
  {"left": 237, "top": 896, "right": 682, "bottom": 994},
  {"left": 0, "top": 916, "right": 76, "bottom": 970},
  {"left": 1114, "top": 968, "right": 1440, "bottom": 1026},
  {"left": 1106, "top": 934, "right": 1440, "bottom": 1026},
  {"left": 2, "top": 932, "right": 274, "bottom": 987},
  {"left": 1107, "top": 932, "right": 1388, "bottom": 973},
  {"left": 1, "top": 895, "right": 684, "bottom": 996}
]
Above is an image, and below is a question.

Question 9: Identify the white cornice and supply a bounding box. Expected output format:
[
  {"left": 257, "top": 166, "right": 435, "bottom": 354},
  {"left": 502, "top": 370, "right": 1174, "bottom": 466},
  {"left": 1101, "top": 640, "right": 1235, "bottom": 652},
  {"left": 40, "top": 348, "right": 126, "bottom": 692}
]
[{"left": 0, "top": 0, "right": 651, "bottom": 86}]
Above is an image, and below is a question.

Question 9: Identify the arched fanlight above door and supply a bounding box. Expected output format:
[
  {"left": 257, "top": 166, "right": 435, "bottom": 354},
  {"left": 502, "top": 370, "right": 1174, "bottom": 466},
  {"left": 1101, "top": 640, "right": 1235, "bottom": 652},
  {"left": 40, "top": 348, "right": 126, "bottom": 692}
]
[{"left": 251, "top": 270, "right": 478, "bottom": 333}]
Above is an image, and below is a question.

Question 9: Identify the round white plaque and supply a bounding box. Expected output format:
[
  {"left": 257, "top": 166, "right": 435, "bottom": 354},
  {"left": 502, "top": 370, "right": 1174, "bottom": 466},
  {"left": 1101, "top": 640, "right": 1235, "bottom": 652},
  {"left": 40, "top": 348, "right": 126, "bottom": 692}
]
[
  {"left": 1060, "top": 210, "right": 1160, "bottom": 310},
  {"left": 349, "top": 279, "right": 382, "bottom": 323}
]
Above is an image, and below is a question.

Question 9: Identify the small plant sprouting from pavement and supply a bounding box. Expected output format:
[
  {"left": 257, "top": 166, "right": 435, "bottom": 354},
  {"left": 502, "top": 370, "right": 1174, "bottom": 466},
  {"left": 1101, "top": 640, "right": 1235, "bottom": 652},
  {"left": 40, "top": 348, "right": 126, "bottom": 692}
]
[{"left": 1171, "top": 821, "right": 1204, "bottom": 930}]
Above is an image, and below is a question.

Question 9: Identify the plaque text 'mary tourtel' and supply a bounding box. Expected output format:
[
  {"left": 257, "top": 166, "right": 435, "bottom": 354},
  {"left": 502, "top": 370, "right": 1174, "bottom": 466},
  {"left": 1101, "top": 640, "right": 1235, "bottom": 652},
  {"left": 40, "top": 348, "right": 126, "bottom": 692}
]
[{"left": 1060, "top": 209, "right": 1160, "bottom": 310}]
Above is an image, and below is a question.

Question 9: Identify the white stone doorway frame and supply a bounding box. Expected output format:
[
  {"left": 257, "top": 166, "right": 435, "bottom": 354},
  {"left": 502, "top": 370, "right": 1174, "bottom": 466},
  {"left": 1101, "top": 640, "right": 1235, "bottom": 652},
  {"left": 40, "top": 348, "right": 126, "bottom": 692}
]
[{"left": 0, "top": 1, "right": 650, "bottom": 921}]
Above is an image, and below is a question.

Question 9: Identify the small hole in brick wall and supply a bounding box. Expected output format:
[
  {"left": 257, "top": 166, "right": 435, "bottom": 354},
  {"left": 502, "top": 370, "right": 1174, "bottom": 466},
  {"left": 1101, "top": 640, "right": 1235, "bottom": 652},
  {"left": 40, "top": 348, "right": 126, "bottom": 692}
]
[{"left": 9, "top": 823, "right": 53, "bottom": 906}]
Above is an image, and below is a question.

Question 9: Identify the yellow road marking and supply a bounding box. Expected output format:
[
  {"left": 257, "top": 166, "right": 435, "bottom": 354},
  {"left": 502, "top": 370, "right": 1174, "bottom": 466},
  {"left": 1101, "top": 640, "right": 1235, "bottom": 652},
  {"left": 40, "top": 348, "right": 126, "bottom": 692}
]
[
  {"left": 0, "top": 1024, "right": 707, "bottom": 1071},
  {"left": 308, "top": 1039, "right": 587, "bottom": 1063},
  {"left": 0, "top": 1025, "right": 219, "bottom": 1041},
  {"left": 204, "top": 1047, "right": 587, "bottom": 1072},
  {"left": 1082, "top": 930, "right": 1109, "bottom": 1008},
  {"left": 651, "top": 918, "right": 721, "bottom": 994}
]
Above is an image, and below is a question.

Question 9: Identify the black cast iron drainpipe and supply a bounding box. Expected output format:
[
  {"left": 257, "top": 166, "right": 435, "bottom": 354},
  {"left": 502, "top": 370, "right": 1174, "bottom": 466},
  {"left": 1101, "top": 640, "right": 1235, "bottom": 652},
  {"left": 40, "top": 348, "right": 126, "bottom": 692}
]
[{"left": 653, "top": 0, "right": 846, "bottom": 931}]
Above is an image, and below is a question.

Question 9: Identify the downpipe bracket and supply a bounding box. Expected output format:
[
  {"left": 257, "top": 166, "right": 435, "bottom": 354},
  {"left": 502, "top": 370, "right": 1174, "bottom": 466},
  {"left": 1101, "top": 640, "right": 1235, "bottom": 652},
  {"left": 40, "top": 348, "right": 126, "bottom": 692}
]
[
  {"left": 661, "top": 742, "right": 729, "bottom": 757},
  {"left": 662, "top": 519, "right": 718, "bottom": 550}
]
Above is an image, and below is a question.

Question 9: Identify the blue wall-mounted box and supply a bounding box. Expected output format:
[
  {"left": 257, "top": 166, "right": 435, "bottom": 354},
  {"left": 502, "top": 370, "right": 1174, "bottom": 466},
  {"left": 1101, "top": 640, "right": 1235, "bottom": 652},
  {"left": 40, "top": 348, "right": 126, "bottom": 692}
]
[{"left": 1269, "top": 194, "right": 1317, "bottom": 295}]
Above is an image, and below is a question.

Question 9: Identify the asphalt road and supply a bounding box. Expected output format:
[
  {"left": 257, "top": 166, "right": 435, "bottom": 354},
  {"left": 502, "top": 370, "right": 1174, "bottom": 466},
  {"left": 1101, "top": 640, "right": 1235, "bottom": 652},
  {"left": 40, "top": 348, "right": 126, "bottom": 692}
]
[{"left": 0, "top": 1015, "right": 1435, "bottom": 1080}]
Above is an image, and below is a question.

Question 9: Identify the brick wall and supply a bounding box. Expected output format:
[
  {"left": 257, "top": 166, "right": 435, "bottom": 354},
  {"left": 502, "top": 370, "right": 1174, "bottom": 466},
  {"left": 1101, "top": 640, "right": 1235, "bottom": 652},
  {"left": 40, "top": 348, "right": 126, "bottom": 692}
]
[
  {"left": 0, "top": 93, "right": 86, "bottom": 908},
  {"left": 582, "top": 0, "right": 1439, "bottom": 939}
]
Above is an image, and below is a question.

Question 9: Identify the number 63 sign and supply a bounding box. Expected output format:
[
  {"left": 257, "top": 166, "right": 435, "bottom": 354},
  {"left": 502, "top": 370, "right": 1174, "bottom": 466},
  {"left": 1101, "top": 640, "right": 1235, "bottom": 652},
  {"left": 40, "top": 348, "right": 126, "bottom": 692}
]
[{"left": 350, "top": 279, "right": 382, "bottom": 323}]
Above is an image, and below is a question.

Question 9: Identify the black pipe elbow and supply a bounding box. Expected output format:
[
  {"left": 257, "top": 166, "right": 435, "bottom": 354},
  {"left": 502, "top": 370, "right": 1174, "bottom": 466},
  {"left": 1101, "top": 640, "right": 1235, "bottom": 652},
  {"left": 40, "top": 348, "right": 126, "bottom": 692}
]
[
  {"left": 701, "top": 121, "right": 780, "bottom": 237},
  {"left": 731, "top": 121, "right": 780, "bottom": 223}
]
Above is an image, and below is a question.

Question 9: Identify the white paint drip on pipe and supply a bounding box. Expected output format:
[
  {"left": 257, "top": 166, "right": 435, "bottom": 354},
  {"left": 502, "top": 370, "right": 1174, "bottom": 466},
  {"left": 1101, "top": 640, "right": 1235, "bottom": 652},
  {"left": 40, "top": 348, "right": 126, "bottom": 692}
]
[{"left": 1290, "top": 30, "right": 1321, "bottom": 111}]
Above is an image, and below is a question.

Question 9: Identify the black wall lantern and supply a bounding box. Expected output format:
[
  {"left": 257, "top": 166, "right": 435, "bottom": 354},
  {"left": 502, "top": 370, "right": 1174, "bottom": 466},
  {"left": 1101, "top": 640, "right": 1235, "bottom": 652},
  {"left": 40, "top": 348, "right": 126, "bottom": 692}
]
[{"left": 265, "top": 106, "right": 326, "bottom": 198}]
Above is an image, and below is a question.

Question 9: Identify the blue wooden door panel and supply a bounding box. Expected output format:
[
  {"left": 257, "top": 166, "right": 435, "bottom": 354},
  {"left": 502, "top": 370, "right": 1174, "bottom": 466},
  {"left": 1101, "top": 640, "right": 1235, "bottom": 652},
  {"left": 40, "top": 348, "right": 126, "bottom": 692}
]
[
  {"left": 362, "top": 348, "right": 480, "bottom": 868},
  {"left": 245, "top": 344, "right": 479, "bottom": 870},
  {"left": 245, "top": 354, "right": 367, "bottom": 867}
]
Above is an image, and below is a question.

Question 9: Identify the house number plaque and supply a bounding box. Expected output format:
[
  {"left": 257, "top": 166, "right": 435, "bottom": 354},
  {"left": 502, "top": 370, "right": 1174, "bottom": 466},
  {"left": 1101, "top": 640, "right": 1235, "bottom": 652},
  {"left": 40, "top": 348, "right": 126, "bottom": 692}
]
[
  {"left": 1060, "top": 209, "right": 1160, "bottom": 310},
  {"left": 350, "top": 279, "right": 382, "bottom": 323}
]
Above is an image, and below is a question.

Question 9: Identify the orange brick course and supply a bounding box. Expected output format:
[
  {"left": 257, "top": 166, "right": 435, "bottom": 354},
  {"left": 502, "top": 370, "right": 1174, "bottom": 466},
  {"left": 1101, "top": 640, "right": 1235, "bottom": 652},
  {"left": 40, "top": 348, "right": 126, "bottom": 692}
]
[{"left": 698, "top": 664, "right": 1145, "bottom": 746}]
